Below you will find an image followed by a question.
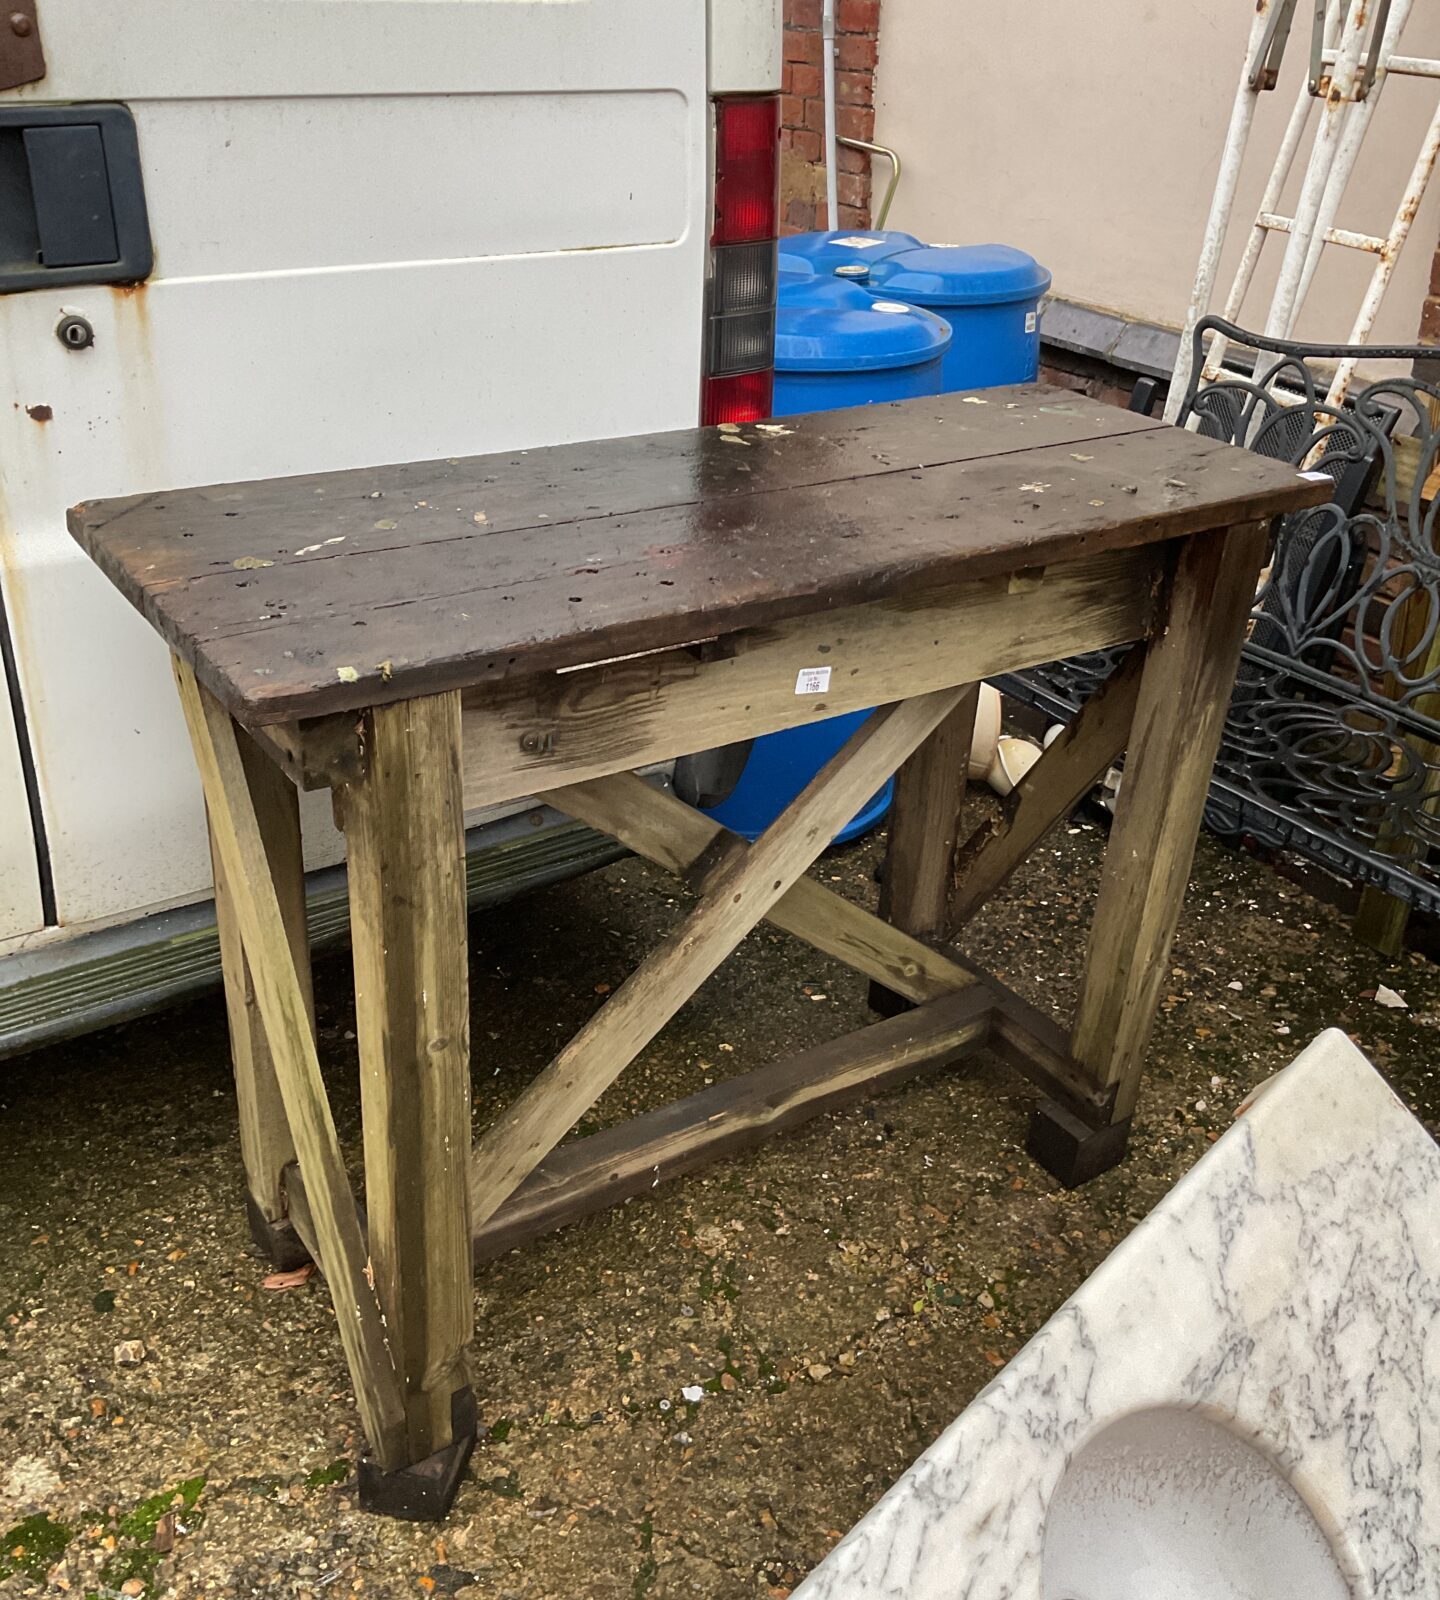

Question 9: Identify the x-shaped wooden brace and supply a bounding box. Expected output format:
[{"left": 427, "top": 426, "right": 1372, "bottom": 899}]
[
  {"left": 462, "top": 653, "right": 1164, "bottom": 1248},
  {"left": 466, "top": 686, "right": 975, "bottom": 1235}
]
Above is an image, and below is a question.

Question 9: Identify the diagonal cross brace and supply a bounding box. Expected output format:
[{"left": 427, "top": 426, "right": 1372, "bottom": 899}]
[
  {"left": 545, "top": 772, "right": 979, "bottom": 1005},
  {"left": 467, "top": 687, "right": 969, "bottom": 1233}
]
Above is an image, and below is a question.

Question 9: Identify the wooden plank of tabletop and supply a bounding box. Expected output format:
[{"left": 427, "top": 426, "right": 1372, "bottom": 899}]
[
  {"left": 72, "top": 385, "right": 1165, "bottom": 588},
  {"left": 72, "top": 413, "right": 1329, "bottom": 726}
]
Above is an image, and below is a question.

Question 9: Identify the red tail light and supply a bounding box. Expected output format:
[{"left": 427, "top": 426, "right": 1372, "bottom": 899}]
[
  {"left": 712, "top": 95, "right": 779, "bottom": 245},
  {"left": 702, "top": 368, "right": 774, "bottom": 426},
  {"left": 702, "top": 94, "right": 779, "bottom": 425}
]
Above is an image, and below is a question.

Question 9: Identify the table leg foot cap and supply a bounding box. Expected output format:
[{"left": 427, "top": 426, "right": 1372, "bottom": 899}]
[
  {"left": 1027, "top": 1100, "right": 1131, "bottom": 1188},
  {"left": 245, "top": 1194, "right": 312, "bottom": 1271},
  {"left": 358, "top": 1389, "right": 477, "bottom": 1521}
]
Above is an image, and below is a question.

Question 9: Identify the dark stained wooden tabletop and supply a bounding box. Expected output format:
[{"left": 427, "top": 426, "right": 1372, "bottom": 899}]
[{"left": 69, "top": 385, "right": 1330, "bottom": 725}]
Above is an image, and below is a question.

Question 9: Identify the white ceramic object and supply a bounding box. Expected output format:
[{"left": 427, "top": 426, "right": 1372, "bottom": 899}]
[
  {"left": 966, "top": 685, "right": 1041, "bottom": 795},
  {"left": 968, "top": 683, "right": 1004, "bottom": 781},
  {"left": 793, "top": 1030, "right": 1440, "bottom": 1599},
  {"left": 987, "top": 734, "right": 1043, "bottom": 797}
]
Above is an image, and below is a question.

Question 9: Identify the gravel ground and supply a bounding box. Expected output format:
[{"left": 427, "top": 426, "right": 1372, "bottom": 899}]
[{"left": 3, "top": 797, "right": 1437, "bottom": 1600}]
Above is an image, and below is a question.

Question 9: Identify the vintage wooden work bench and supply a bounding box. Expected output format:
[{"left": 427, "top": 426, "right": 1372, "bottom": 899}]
[{"left": 70, "top": 387, "right": 1325, "bottom": 1518}]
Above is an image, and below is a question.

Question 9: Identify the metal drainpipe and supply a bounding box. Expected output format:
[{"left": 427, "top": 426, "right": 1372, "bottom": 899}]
[{"left": 822, "top": 0, "right": 838, "bottom": 228}]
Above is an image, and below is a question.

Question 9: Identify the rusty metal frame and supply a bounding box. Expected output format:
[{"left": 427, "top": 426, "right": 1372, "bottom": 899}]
[
  {"left": 1168, "top": 0, "right": 1439, "bottom": 423},
  {"left": 0, "top": 0, "right": 45, "bottom": 91}
]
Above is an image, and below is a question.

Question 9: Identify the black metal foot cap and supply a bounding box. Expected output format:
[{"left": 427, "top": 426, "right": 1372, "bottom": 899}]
[
  {"left": 1027, "top": 1100, "right": 1132, "bottom": 1189},
  {"left": 358, "top": 1388, "right": 477, "bottom": 1521},
  {"left": 245, "top": 1194, "right": 313, "bottom": 1272}
]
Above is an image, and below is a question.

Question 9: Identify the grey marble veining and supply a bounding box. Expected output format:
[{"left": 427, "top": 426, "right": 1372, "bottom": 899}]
[{"left": 794, "top": 1029, "right": 1440, "bottom": 1599}]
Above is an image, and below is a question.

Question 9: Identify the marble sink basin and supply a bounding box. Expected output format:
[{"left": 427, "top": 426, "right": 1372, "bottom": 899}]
[
  {"left": 1041, "top": 1407, "right": 1350, "bottom": 1600},
  {"left": 794, "top": 1030, "right": 1440, "bottom": 1599}
]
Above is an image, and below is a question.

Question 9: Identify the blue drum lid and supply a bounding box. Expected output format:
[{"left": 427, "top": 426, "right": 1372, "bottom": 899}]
[
  {"left": 776, "top": 228, "right": 924, "bottom": 279},
  {"left": 867, "top": 243, "right": 1052, "bottom": 307},
  {"left": 777, "top": 272, "right": 867, "bottom": 307},
  {"left": 776, "top": 277, "right": 952, "bottom": 372}
]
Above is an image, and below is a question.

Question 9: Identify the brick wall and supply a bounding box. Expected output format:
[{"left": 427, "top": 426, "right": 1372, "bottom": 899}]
[{"left": 781, "top": 0, "right": 881, "bottom": 235}]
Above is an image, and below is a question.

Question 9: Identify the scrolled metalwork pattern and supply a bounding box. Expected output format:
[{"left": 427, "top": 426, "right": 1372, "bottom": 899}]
[{"left": 1004, "top": 316, "right": 1440, "bottom": 914}]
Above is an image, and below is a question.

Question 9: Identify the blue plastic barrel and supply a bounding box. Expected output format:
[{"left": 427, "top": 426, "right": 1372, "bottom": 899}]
[
  {"left": 777, "top": 228, "right": 923, "bottom": 279},
  {"left": 866, "top": 244, "right": 1052, "bottom": 391},
  {"left": 698, "top": 276, "right": 951, "bottom": 846},
  {"left": 699, "top": 711, "right": 894, "bottom": 844},
  {"left": 697, "top": 233, "right": 1052, "bottom": 846},
  {"left": 771, "top": 274, "right": 952, "bottom": 416}
]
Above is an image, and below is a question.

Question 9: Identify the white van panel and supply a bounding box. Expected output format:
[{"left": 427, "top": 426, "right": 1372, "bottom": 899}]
[
  {"left": 6, "top": 0, "right": 697, "bottom": 100},
  {"left": 0, "top": 663, "right": 42, "bottom": 941},
  {"left": 708, "top": 0, "right": 785, "bottom": 93},
  {"left": 0, "top": 0, "right": 707, "bottom": 928},
  {"left": 139, "top": 92, "right": 691, "bottom": 279}
]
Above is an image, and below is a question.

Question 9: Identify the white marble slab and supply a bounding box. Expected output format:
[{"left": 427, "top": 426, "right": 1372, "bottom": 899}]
[{"left": 794, "top": 1029, "right": 1440, "bottom": 1599}]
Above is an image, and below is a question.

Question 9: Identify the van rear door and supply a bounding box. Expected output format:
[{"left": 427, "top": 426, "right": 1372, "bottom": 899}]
[
  {"left": 0, "top": 657, "right": 42, "bottom": 940},
  {"left": 0, "top": 0, "right": 707, "bottom": 932}
]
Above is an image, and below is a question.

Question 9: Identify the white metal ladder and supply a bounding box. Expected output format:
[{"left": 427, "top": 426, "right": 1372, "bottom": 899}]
[{"left": 1166, "top": 0, "right": 1440, "bottom": 420}]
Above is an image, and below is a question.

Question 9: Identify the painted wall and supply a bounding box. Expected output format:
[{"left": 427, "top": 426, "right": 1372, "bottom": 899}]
[{"left": 874, "top": 0, "right": 1440, "bottom": 347}]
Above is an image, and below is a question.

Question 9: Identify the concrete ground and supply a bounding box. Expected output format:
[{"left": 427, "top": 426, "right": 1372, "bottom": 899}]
[{"left": 3, "top": 798, "right": 1438, "bottom": 1600}]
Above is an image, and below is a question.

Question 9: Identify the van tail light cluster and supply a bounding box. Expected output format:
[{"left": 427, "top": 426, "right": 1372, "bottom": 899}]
[{"left": 702, "top": 94, "right": 779, "bottom": 426}]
